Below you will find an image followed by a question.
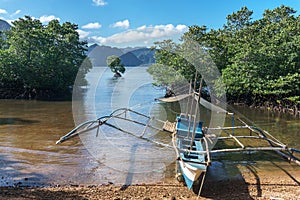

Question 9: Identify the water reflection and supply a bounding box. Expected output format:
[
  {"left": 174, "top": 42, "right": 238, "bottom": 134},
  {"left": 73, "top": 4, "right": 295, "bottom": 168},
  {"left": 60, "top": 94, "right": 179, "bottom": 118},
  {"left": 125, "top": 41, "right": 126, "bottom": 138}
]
[
  {"left": 0, "top": 67, "right": 299, "bottom": 187},
  {"left": 73, "top": 67, "right": 176, "bottom": 184},
  {"left": 0, "top": 100, "right": 98, "bottom": 186},
  {"left": 0, "top": 118, "right": 39, "bottom": 125}
]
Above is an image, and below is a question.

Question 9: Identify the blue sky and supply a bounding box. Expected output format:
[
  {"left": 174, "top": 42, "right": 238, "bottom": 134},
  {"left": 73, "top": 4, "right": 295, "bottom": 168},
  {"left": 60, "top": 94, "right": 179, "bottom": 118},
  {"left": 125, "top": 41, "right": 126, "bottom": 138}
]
[{"left": 1, "top": 0, "right": 300, "bottom": 47}]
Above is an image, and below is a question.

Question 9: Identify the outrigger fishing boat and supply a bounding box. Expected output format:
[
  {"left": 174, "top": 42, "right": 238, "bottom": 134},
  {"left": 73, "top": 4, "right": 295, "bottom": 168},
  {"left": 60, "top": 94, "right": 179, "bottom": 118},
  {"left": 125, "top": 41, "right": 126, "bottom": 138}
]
[
  {"left": 161, "top": 78, "right": 300, "bottom": 193},
  {"left": 56, "top": 78, "right": 300, "bottom": 195},
  {"left": 168, "top": 78, "right": 209, "bottom": 191}
]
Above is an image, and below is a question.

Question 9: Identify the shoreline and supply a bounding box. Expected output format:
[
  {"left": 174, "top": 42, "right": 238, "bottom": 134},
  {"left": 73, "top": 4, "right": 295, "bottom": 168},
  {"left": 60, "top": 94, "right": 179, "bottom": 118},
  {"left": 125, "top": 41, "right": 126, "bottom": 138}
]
[
  {"left": 0, "top": 176, "right": 299, "bottom": 200},
  {"left": 1, "top": 161, "right": 299, "bottom": 200}
]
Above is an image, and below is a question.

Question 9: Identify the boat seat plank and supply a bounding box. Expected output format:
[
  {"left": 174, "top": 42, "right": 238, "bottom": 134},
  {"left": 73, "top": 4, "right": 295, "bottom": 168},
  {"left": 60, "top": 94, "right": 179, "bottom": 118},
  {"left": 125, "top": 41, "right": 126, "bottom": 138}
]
[
  {"left": 163, "top": 121, "right": 176, "bottom": 133},
  {"left": 176, "top": 117, "right": 203, "bottom": 138}
]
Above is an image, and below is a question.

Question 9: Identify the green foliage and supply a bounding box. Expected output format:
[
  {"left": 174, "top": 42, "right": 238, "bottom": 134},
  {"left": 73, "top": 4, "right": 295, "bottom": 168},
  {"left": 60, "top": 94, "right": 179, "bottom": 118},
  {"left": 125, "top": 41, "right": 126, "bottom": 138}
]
[
  {"left": 217, "top": 5, "right": 300, "bottom": 105},
  {"left": 147, "top": 63, "right": 186, "bottom": 87},
  {"left": 286, "top": 96, "right": 300, "bottom": 105},
  {"left": 151, "top": 5, "right": 300, "bottom": 107},
  {"left": 0, "top": 16, "right": 91, "bottom": 99},
  {"left": 148, "top": 40, "right": 195, "bottom": 87},
  {"left": 106, "top": 55, "right": 125, "bottom": 77}
]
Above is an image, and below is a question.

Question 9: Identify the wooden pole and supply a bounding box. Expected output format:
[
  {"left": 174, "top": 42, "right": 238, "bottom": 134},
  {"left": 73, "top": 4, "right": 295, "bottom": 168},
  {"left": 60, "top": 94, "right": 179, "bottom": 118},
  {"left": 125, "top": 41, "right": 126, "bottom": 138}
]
[
  {"left": 190, "top": 77, "right": 204, "bottom": 148},
  {"left": 185, "top": 81, "right": 192, "bottom": 117},
  {"left": 187, "top": 72, "right": 198, "bottom": 138}
]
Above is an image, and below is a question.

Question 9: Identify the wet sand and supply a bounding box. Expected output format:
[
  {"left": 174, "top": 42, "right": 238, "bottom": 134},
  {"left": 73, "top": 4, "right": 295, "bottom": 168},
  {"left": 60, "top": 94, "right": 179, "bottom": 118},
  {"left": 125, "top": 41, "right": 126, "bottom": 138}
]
[{"left": 1, "top": 161, "right": 299, "bottom": 200}]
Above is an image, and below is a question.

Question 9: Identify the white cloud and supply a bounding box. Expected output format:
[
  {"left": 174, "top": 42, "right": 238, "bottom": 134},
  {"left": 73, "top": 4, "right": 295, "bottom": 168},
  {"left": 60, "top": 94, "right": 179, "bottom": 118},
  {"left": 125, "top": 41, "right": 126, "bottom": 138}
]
[
  {"left": 77, "top": 29, "right": 91, "bottom": 40},
  {"left": 83, "top": 23, "right": 188, "bottom": 47},
  {"left": 111, "top": 19, "right": 130, "bottom": 29},
  {"left": 0, "top": 9, "right": 20, "bottom": 24},
  {"left": 82, "top": 22, "right": 102, "bottom": 29},
  {"left": 93, "top": 0, "right": 107, "bottom": 6},
  {"left": 90, "top": 35, "right": 107, "bottom": 44},
  {"left": 137, "top": 25, "right": 146, "bottom": 31},
  {"left": 12, "top": 10, "right": 21, "bottom": 16},
  {"left": 39, "top": 15, "right": 60, "bottom": 23},
  {"left": 0, "top": 9, "right": 8, "bottom": 14},
  {"left": 176, "top": 24, "right": 187, "bottom": 32}
]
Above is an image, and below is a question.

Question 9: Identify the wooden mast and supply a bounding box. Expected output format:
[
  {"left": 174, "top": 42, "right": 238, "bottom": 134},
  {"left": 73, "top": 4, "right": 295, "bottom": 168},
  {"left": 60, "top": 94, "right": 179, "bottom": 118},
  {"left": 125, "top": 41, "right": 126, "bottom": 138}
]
[
  {"left": 187, "top": 72, "right": 198, "bottom": 138},
  {"left": 189, "top": 76, "right": 204, "bottom": 148}
]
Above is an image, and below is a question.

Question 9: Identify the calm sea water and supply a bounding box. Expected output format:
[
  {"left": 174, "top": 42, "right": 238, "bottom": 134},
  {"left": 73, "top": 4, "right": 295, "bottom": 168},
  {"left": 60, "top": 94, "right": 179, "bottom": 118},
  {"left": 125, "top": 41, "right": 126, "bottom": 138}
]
[{"left": 0, "top": 66, "right": 299, "bottom": 186}]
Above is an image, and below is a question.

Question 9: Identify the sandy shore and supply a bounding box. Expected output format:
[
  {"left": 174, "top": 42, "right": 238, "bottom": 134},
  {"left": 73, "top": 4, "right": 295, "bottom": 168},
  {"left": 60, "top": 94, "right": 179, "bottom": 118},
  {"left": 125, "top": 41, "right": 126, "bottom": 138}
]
[{"left": 1, "top": 162, "right": 299, "bottom": 200}]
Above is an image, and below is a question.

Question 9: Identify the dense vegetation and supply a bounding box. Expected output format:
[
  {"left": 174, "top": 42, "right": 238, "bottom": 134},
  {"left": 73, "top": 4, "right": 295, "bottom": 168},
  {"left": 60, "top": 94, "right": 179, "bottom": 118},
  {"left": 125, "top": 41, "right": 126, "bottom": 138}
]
[
  {"left": 149, "top": 5, "right": 300, "bottom": 109},
  {"left": 106, "top": 55, "right": 125, "bottom": 77},
  {"left": 0, "top": 16, "right": 91, "bottom": 100}
]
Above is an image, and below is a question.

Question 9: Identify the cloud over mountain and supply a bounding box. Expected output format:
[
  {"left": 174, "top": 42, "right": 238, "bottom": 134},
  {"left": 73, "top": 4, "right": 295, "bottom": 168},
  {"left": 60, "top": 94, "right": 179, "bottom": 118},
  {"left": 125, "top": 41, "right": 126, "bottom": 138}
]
[
  {"left": 80, "top": 23, "right": 188, "bottom": 46},
  {"left": 77, "top": 30, "right": 90, "bottom": 40}
]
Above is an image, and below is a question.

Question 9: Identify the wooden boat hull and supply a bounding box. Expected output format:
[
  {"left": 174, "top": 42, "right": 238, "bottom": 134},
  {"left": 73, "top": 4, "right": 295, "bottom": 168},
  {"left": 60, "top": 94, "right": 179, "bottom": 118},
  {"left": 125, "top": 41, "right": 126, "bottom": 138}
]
[
  {"left": 178, "top": 159, "right": 206, "bottom": 190},
  {"left": 175, "top": 115, "right": 207, "bottom": 190}
]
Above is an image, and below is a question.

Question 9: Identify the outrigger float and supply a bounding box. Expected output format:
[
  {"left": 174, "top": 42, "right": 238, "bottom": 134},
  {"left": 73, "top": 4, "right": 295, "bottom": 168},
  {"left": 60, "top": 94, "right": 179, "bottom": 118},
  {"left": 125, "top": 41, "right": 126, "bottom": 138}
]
[{"left": 56, "top": 80, "right": 300, "bottom": 195}]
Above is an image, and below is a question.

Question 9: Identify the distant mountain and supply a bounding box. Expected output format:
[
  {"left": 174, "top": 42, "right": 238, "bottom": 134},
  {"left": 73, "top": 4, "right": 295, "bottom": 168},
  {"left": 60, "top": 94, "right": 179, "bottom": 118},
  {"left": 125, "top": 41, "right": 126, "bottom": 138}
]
[
  {"left": 87, "top": 45, "right": 123, "bottom": 66},
  {"left": 87, "top": 44, "right": 156, "bottom": 67},
  {"left": 0, "top": 19, "right": 11, "bottom": 31},
  {"left": 87, "top": 43, "right": 98, "bottom": 54},
  {"left": 129, "top": 48, "right": 156, "bottom": 64},
  {"left": 120, "top": 52, "right": 143, "bottom": 66}
]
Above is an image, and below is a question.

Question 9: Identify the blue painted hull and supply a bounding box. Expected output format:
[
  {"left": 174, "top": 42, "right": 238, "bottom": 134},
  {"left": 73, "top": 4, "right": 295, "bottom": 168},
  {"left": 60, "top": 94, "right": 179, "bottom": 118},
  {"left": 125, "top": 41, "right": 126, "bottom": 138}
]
[{"left": 175, "top": 115, "right": 207, "bottom": 190}]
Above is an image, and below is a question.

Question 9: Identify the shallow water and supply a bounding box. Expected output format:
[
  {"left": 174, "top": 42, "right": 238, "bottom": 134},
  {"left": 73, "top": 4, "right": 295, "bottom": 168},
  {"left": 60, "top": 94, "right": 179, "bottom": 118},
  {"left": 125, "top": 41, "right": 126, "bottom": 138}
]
[
  {"left": 0, "top": 100, "right": 93, "bottom": 186},
  {"left": 0, "top": 67, "right": 299, "bottom": 186}
]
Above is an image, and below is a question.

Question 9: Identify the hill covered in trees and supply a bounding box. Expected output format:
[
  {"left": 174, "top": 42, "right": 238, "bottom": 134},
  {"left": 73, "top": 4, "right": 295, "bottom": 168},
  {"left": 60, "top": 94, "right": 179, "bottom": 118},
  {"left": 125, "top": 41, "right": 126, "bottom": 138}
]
[
  {"left": 149, "top": 5, "right": 300, "bottom": 113},
  {"left": 0, "top": 19, "right": 11, "bottom": 31},
  {"left": 87, "top": 45, "right": 123, "bottom": 66}
]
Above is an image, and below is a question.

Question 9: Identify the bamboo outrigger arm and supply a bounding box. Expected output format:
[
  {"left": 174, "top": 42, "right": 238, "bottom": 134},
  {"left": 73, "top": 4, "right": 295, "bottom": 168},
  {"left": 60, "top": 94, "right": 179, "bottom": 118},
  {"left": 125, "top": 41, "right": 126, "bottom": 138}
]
[
  {"left": 56, "top": 107, "right": 173, "bottom": 148},
  {"left": 56, "top": 119, "right": 103, "bottom": 144}
]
